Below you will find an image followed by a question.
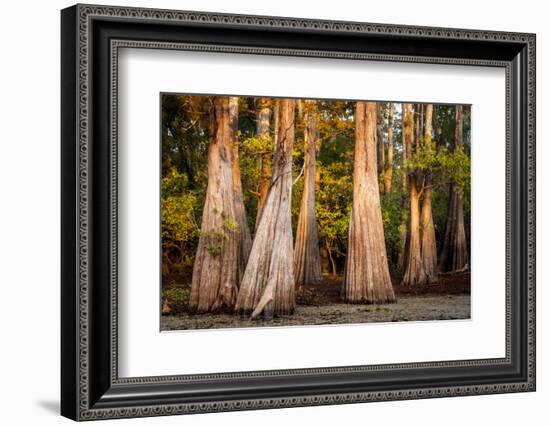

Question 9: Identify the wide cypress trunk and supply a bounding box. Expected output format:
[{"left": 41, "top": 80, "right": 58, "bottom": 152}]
[
  {"left": 383, "top": 103, "right": 394, "bottom": 194},
  {"left": 235, "top": 99, "right": 296, "bottom": 318},
  {"left": 294, "top": 100, "right": 323, "bottom": 286},
  {"left": 342, "top": 101, "right": 395, "bottom": 303},
  {"left": 439, "top": 105, "right": 469, "bottom": 272},
  {"left": 419, "top": 104, "right": 437, "bottom": 282},
  {"left": 190, "top": 97, "right": 240, "bottom": 313},
  {"left": 402, "top": 103, "right": 428, "bottom": 286},
  {"left": 229, "top": 97, "right": 252, "bottom": 281},
  {"left": 255, "top": 98, "right": 272, "bottom": 229}
]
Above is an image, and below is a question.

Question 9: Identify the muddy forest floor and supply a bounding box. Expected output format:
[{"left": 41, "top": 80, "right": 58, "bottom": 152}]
[{"left": 161, "top": 272, "right": 470, "bottom": 331}]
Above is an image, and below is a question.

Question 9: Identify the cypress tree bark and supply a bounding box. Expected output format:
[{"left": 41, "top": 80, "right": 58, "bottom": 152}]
[
  {"left": 439, "top": 105, "right": 469, "bottom": 272},
  {"left": 235, "top": 99, "right": 296, "bottom": 318},
  {"left": 294, "top": 100, "right": 323, "bottom": 286},
  {"left": 414, "top": 104, "right": 421, "bottom": 155},
  {"left": 402, "top": 103, "right": 428, "bottom": 286},
  {"left": 396, "top": 104, "right": 409, "bottom": 273},
  {"left": 342, "top": 101, "right": 395, "bottom": 303},
  {"left": 190, "top": 97, "right": 240, "bottom": 313},
  {"left": 403, "top": 175, "right": 427, "bottom": 286},
  {"left": 255, "top": 98, "right": 272, "bottom": 229},
  {"left": 383, "top": 103, "right": 394, "bottom": 194},
  {"left": 419, "top": 104, "right": 437, "bottom": 282},
  {"left": 377, "top": 104, "right": 385, "bottom": 179},
  {"left": 229, "top": 97, "right": 252, "bottom": 281}
]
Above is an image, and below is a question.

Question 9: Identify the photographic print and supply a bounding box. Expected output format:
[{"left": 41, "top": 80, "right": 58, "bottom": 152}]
[{"left": 160, "top": 95, "right": 471, "bottom": 331}]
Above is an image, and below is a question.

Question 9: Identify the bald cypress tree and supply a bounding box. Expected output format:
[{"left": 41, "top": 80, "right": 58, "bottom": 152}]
[
  {"left": 383, "top": 103, "right": 394, "bottom": 195},
  {"left": 235, "top": 99, "right": 296, "bottom": 318},
  {"left": 342, "top": 101, "right": 395, "bottom": 303},
  {"left": 190, "top": 97, "right": 240, "bottom": 312},
  {"left": 254, "top": 98, "right": 272, "bottom": 229},
  {"left": 402, "top": 103, "right": 428, "bottom": 286},
  {"left": 397, "top": 103, "right": 409, "bottom": 273},
  {"left": 439, "top": 105, "right": 469, "bottom": 272},
  {"left": 229, "top": 97, "right": 252, "bottom": 281},
  {"left": 294, "top": 100, "right": 323, "bottom": 286},
  {"left": 419, "top": 104, "right": 437, "bottom": 282}
]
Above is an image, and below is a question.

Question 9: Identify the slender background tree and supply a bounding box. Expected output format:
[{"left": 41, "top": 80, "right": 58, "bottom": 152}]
[
  {"left": 397, "top": 104, "right": 409, "bottom": 273},
  {"left": 383, "top": 103, "right": 394, "bottom": 195},
  {"left": 254, "top": 98, "right": 272, "bottom": 229},
  {"left": 294, "top": 100, "right": 323, "bottom": 286},
  {"left": 229, "top": 97, "right": 252, "bottom": 281},
  {"left": 402, "top": 103, "right": 428, "bottom": 286},
  {"left": 439, "top": 105, "right": 469, "bottom": 272},
  {"left": 419, "top": 104, "right": 437, "bottom": 282}
]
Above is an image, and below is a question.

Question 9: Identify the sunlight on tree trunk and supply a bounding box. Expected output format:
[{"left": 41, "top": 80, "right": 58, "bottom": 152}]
[
  {"left": 190, "top": 97, "right": 240, "bottom": 313},
  {"left": 383, "top": 103, "right": 394, "bottom": 194},
  {"left": 419, "top": 104, "right": 437, "bottom": 282},
  {"left": 403, "top": 103, "right": 428, "bottom": 286},
  {"left": 294, "top": 100, "right": 323, "bottom": 286},
  {"left": 342, "top": 101, "right": 395, "bottom": 303},
  {"left": 377, "top": 104, "right": 385, "bottom": 192},
  {"left": 414, "top": 104, "right": 423, "bottom": 156},
  {"left": 397, "top": 104, "right": 409, "bottom": 273},
  {"left": 229, "top": 97, "right": 252, "bottom": 282},
  {"left": 235, "top": 99, "right": 296, "bottom": 318},
  {"left": 439, "top": 105, "right": 469, "bottom": 272},
  {"left": 403, "top": 175, "right": 428, "bottom": 286},
  {"left": 255, "top": 98, "right": 272, "bottom": 229}
]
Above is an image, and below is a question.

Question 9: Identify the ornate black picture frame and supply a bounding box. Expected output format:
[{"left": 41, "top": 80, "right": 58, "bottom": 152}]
[{"left": 61, "top": 4, "right": 536, "bottom": 421}]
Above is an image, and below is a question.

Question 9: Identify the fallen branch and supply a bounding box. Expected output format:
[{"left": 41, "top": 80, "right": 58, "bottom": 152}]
[{"left": 438, "top": 264, "right": 469, "bottom": 276}]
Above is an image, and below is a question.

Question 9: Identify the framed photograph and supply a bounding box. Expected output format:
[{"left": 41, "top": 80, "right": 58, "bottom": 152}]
[{"left": 61, "top": 4, "right": 536, "bottom": 421}]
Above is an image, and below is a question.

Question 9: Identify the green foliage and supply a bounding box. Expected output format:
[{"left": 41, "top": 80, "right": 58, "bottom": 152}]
[
  {"left": 162, "top": 194, "right": 198, "bottom": 245},
  {"left": 317, "top": 163, "right": 352, "bottom": 240},
  {"left": 223, "top": 219, "right": 238, "bottom": 232},
  {"left": 162, "top": 167, "right": 189, "bottom": 197},
  {"left": 380, "top": 190, "right": 406, "bottom": 265},
  {"left": 406, "top": 139, "right": 471, "bottom": 193},
  {"left": 439, "top": 147, "right": 471, "bottom": 192},
  {"left": 241, "top": 135, "right": 272, "bottom": 155},
  {"left": 405, "top": 136, "right": 437, "bottom": 171},
  {"left": 161, "top": 167, "right": 200, "bottom": 271},
  {"left": 201, "top": 212, "right": 239, "bottom": 257},
  {"left": 162, "top": 284, "right": 191, "bottom": 314},
  {"left": 315, "top": 137, "right": 354, "bottom": 269}
]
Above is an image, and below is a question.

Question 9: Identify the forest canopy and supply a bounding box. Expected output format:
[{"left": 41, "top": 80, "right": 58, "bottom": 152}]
[{"left": 161, "top": 95, "right": 471, "bottom": 320}]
